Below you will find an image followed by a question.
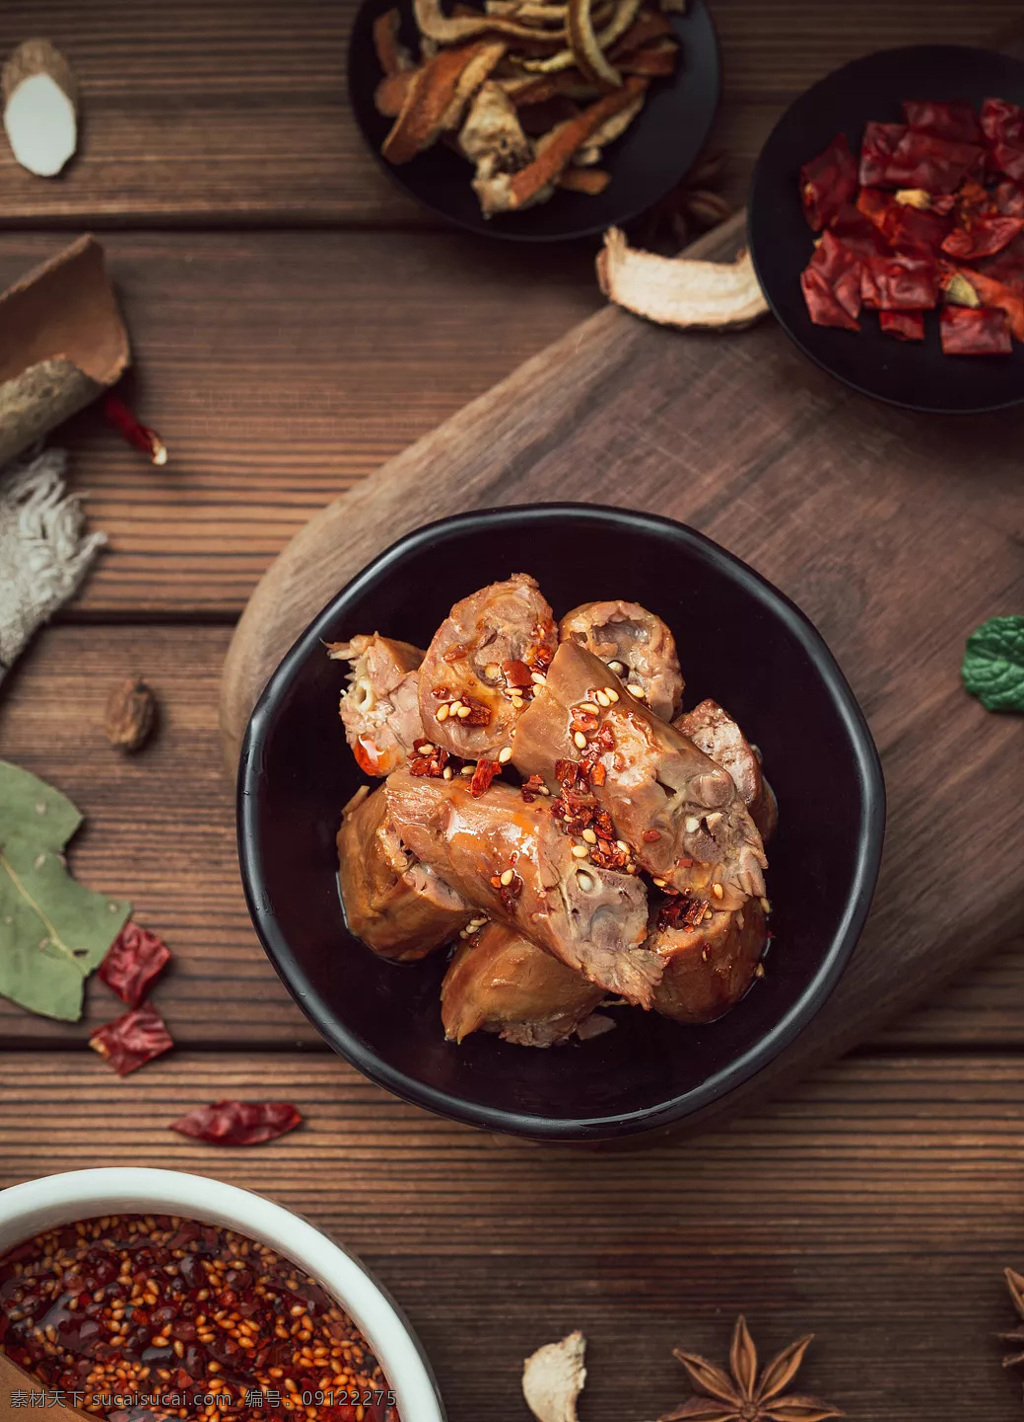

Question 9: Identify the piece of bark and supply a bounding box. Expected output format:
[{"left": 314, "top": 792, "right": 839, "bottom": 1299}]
[
  {"left": 2, "top": 39, "right": 78, "bottom": 177},
  {"left": 0, "top": 235, "right": 129, "bottom": 469}
]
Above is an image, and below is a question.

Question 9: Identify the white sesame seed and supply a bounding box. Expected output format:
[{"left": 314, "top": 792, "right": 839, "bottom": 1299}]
[
  {"left": 626, "top": 863, "right": 638, "bottom": 874},
  {"left": 498, "top": 747, "right": 513, "bottom": 764},
  {"left": 604, "top": 687, "right": 619, "bottom": 702},
  {"left": 461, "top": 765, "right": 474, "bottom": 776},
  {"left": 436, "top": 704, "right": 449, "bottom": 722},
  {"left": 418, "top": 742, "right": 434, "bottom": 754},
  {"left": 760, "top": 896, "right": 771, "bottom": 915},
  {"left": 616, "top": 839, "right": 628, "bottom": 852},
  {"left": 499, "top": 868, "right": 515, "bottom": 887},
  {"left": 538, "top": 785, "right": 550, "bottom": 796},
  {"left": 581, "top": 828, "right": 597, "bottom": 844},
  {"left": 511, "top": 695, "right": 525, "bottom": 709},
  {"left": 626, "top": 684, "right": 646, "bottom": 699},
  {"left": 703, "top": 909, "right": 713, "bottom": 921},
  {"left": 456, "top": 704, "right": 472, "bottom": 718},
  {"left": 595, "top": 690, "right": 610, "bottom": 707},
  {"left": 684, "top": 815, "right": 700, "bottom": 834},
  {"left": 573, "top": 731, "right": 588, "bottom": 750},
  {"left": 608, "top": 660, "right": 625, "bottom": 675},
  {"left": 442, "top": 767, "right": 453, "bottom": 780},
  {"left": 706, "top": 811, "right": 723, "bottom": 827},
  {"left": 580, "top": 702, "right": 599, "bottom": 714},
  {"left": 485, "top": 664, "right": 501, "bottom": 680},
  {"left": 652, "top": 877, "right": 667, "bottom": 888},
  {"left": 576, "top": 871, "right": 594, "bottom": 890},
  {"left": 449, "top": 699, "right": 464, "bottom": 713},
  {"left": 712, "top": 882, "right": 724, "bottom": 899},
  {"left": 531, "top": 672, "right": 547, "bottom": 686},
  {"left": 571, "top": 845, "right": 589, "bottom": 859}
]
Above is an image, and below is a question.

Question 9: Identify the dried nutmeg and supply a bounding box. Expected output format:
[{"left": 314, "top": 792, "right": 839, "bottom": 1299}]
[{"left": 104, "top": 677, "right": 156, "bottom": 753}]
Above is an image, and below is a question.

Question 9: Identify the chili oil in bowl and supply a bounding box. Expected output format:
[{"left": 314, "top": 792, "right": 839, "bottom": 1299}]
[
  {"left": 237, "top": 504, "right": 885, "bottom": 1143},
  {"left": 0, "top": 1169, "right": 444, "bottom": 1422}
]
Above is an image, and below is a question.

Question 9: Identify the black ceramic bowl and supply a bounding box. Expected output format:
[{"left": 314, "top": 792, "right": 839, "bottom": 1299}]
[
  {"left": 749, "top": 44, "right": 1024, "bottom": 414},
  {"left": 347, "top": 0, "right": 720, "bottom": 241},
  {"left": 238, "top": 505, "right": 885, "bottom": 1141}
]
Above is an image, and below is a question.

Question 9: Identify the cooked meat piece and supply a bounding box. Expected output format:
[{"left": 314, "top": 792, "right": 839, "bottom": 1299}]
[
  {"left": 511, "top": 641, "right": 767, "bottom": 913},
  {"left": 384, "top": 770, "right": 660, "bottom": 1005},
  {"left": 559, "top": 599, "right": 684, "bottom": 720},
  {"left": 417, "top": 574, "right": 557, "bottom": 761},
  {"left": 675, "top": 699, "right": 778, "bottom": 843},
  {"left": 329, "top": 634, "right": 425, "bottom": 776},
  {"left": 441, "top": 921, "right": 605, "bottom": 1046},
  {"left": 337, "top": 785, "right": 473, "bottom": 961},
  {"left": 648, "top": 898, "right": 767, "bottom": 1024}
]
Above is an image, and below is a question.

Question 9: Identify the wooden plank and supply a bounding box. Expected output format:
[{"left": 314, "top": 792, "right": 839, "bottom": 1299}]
[
  {"left": 1, "top": 624, "right": 1022, "bottom": 1052},
  {"left": 0, "top": 1, "right": 1017, "bottom": 225},
  {"left": 2, "top": 1051, "right": 1024, "bottom": 1421},
  {"left": 216, "top": 212, "right": 1024, "bottom": 1139},
  {"left": 0, "top": 230, "right": 601, "bottom": 615}
]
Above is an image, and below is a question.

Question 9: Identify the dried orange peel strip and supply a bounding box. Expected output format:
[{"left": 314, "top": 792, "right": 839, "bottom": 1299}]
[
  {"left": 520, "top": 0, "right": 643, "bottom": 72},
  {"left": 557, "top": 166, "right": 610, "bottom": 193},
  {"left": 597, "top": 227, "right": 769, "bottom": 329},
  {"left": 506, "top": 74, "right": 646, "bottom": 206},
  {"left": 567, "top": 0, "right": 622, "bottom": 88},
  {"left": 372, "top": 9, "right": 413, "bottom": 76},
  {"left": 375, "top": 69, "right": 416, "bottom": 117},
  {"left": 382, "top": 39, "right": 506, "bottom": 162},
  {"left": 415, "top": 0, "right": 566, "bottom": 44}
]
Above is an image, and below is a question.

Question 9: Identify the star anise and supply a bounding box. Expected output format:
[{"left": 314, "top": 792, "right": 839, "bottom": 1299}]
[
  {"left": 1000, "top": 1266, "right": 1024, "bottom": 1368},
  {"left": 659, "top": 1316, "right": 842, "bottom": 1422}
]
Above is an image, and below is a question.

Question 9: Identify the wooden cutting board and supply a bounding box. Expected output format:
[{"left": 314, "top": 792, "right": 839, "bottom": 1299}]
[{"left": 220, "top": 212, "right": 1024, "bottom": 1131}]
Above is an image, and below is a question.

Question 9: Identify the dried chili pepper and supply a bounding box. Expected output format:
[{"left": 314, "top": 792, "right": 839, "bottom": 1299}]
[
  {"left": 829, "top": 203, "right": 891, "bottom": 257},
  {"left": 88, "top": 1000, "right": 174, "bottom": 1076},
  {"left": 981, "top": 97, "right": 1024, "bottom": 182},
  {"left": 98, "top": 921, "right": 171, "bottom": 1008},
  {"left": 860, "top": 253, "right": 938, "bottom": 310},
  {"left": 858, "top": 121, "right": 906, "bottom": 186},
  {"left": 170, "top": 1100, "right": 303, "bottom": 1145},
  {"left": 104, "top": 393, "right": 168, "bottom": 467},
  {"left": 956, "top": 268, "right": 1024, "bottom": 341},
  {"left": 994, "top": 180, "right": 1024, "bottom": 217},
  {"left": 883, "top": 131, "right": 983, "bottom": 193},
  {"left": 904, "top": 98, "right": 983, "bottom": 145},
  {"left": 800, "top": 264, "right": 860, "bottom": 329},
  {"left": 940, "top": 305, "right": 1012, "bottom": 355},
  {"left": 470, "top": 758, "right": 501, "bottom": 797},
  {"left": 521, "top": 773, "right": 547, "bottom": 803},
  {"left": 879, "top": 309, "right": 925, "bottom": 340},
  {"left": 799, "top": 132, "right": 857, "bottom": 230},
  {"left": 942, "top": 213, "right": 1024, "bottom": 259},
  {"left": 806, "top": 229, "right": 863, "bottom": 321}
]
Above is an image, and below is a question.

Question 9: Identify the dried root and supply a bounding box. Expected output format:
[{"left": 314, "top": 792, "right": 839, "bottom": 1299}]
[
  {"left": 597, "top": 226, "right": 768, "bottom": 330},
  {"left": 2, "top": 39, "right": 78, "bottom": 177},
  {"left": 522, "top": 1331, "right": 587, "bottom": 1422}
]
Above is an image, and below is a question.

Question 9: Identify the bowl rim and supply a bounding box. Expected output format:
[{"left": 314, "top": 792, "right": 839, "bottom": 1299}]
[
  {"left": 747, "top": 42, "right": 1024, "bottom": 416},
  {"left": 238, "top": 502, "right": 886, "bottom": 1140},
  {"left": 0, "top": 1167, "right": 445, "bottom": 1422}
]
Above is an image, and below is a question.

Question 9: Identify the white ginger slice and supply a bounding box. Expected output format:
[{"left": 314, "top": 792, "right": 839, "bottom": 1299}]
[
  {"left": 522, "top": 1331, "right": 587, "bottom": 1422},
  {"left": 2, "top": 39, "right": 78, "bottom": 177},
  {"left": 597, "top": 227, "right": 769, "bottom": 330}
]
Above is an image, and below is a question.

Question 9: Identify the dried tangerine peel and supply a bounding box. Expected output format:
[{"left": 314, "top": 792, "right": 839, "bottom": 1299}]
[
  {"left": 372, "top": 9, "right": 413, "bottom": 76},
  {"left": 382, "top": 39, "right": 506, "bottom": 162},
  {"left": 597, "top": 227, "right": 770, "bottom": 329},
  {"left": 415, "top": 0, "right": 566, "bottom": 44},
  {"left": 520, "top": 0, "right": 643, "bottom": 72},
  {"left": 567, "top": 0, "right": 622, "bottom": 88}
]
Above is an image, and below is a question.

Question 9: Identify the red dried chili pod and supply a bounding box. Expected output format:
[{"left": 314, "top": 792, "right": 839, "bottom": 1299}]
[
  {"left": 800, "top": 264, "right": 860, "bottom": 330},
  {"left": 942, "top": 214, "right": 1024, "bottom": 260},
  {"left": 807, "top": 230, "right": 863, "bottom": 321},
  {"left": 89, "top": 1001, "right": 174, "bottom": 1077},
  {"left": 939, "top": 305, "right": 1012, "bottom": 355},
  {"left": 879, "top": 309, "right": 925, "bottom": 341},
  {"left": 860, "top": 254, "right": 938, "bottom": 311},
  {"left": 981, "top": 97, "right": 1024, "bottom": 182},
  {"left": 903, "top": 99, "right": 983, "bottom": 145},
  {"left": 170, "top": 1100, "right": 303, "bottom": 1146},
  {"left": 104, "top": 393, "right": 168, "bottom": 466},
  {"left": 883, "top": 131, "right": 984, "bottom": 194},
  {"left": 859, "top": 120, "right": 907, "bottom": 187},
  {"left": 98, "top": 921, "right": 171, "bottom": 1008},
  {"left": 799, "top": 132, "right": 858, "bottom": 230}
]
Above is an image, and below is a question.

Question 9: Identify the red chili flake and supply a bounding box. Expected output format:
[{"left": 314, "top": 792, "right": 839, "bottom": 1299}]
[
  {"left": 589, "top": 762, "right": 607, "bottom": 786},
  {"left": 879, "top": 309, "right": 925, "bottom": 341},
  {"left": 442, "top": 641, "right": 471, "bottom": 663},
  {"left": 521, "top": 773, "right": 547, "bottom": 803},
  {"left": 904, "top": 99, "right": 983, "bottom": 145},
  {"left": 89, "top": 1001, "right": 174, "bottom": 1077},
  {"left": 98, "top": 921, "right": 171, "bottom": 1008},
  {"left": 940, "top": 304, "right": 1012, "bottom": 354},
  {"left": 103, "top": 393, "right": 168, "bottom": 467},
  {"left": 860, "top": 253, "right": 938, "bottom": 310},
  {"left": 431, "top": 686, "right": 451, "bottom": 699},
  {"left": 524, "top": 624, "right": 556, "bottom": 671},
  {"left": 858, "top": 121, "right": 906, "bottom": 186},
  {"left": 800, "top": 132, "right": 858, "bottom": 230},
  {"left": 655, "top": 892, "right": 707, "bottom": 932},
  {"left": 589, "top": 839, "right": 628, "bottom": 871},
  {"left": 470, "top": 758, "right": 501, "bottom": 796},
  {"left": 170, "top": 1100, "right": 303, "bottom": 1146},
  {"left": 981, "top": 97, "right": 1024, "bottom": 183},
  {"left": 501, "top": 658, "right": 534, "bottom": 688},
  {"left": 975, "top": 231, "right": 1024, "bottom": 289},
  {"left": 942, "top": 213, "right": 1024, "bottom": 259},
  {"left": 498, "top": 874, "right": 523, "bottom": 913},
  {"left": 410, "top": 741, "right": 453, "bottom": 778},
  {"left": 460, "top": 695, "right": 493, "bottom": 726},
  {"left": 570, "top": 710, "right": 598, "bottom": 735}
]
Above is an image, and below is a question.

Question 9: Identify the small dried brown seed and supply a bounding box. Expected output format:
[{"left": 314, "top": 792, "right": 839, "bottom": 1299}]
[{"left": 104, "top": 677, "right": 156, "bottom": 752}]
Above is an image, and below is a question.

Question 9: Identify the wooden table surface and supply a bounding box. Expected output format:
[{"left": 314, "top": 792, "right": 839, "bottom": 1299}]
[{"left": 1, "top": 3, "right": 1023, "bottom": 1419}]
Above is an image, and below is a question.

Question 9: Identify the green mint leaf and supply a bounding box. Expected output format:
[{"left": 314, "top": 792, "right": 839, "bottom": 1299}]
[
  {"left": 0, "top": 760, "right": 130, "bottom": 1021},
  {"left": 961, "top": 615, "right": 1024, "bottom": 714}
]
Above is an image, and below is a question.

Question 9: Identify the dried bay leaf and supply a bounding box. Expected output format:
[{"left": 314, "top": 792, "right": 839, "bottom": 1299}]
[{"left": 0, "top": 760, "right": 130, "bottom": 1020}]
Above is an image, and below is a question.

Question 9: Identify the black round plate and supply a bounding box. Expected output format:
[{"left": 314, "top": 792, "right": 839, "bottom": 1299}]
[
  {"left": 347, "top": 0, "right": 720, "bottom": 241},
  {"left": 237, "top": 505, "right": 885, "bottom": 1143},
  {"left": 749, "top": 44, "right": 1024, "bottom": 414}
]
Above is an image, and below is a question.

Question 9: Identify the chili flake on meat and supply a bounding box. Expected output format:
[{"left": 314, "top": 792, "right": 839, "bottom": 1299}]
[{"left": 0, "top": 1215, "right": 399, "bottom": 1421}]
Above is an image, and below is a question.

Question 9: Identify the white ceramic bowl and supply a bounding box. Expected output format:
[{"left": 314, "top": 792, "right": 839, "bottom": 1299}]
[{"left": 0, "top": 1168, "right": 445, "bottom": 1422}]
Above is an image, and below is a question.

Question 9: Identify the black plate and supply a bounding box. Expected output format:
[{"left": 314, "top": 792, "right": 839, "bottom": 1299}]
[
  {"left": 749, "top": 45, "right": 1024, "bottom": 414},
  {"left": 237, "top": 505, "right": 885, "bottom": 1142},
  {"left": 347, "top": 0, "right": 720, "bottom": 240}
]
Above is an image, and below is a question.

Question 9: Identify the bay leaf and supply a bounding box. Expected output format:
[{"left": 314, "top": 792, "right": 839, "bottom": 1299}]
[{"left": 0, "top": 760, "right": 130, "bottom": 1021}]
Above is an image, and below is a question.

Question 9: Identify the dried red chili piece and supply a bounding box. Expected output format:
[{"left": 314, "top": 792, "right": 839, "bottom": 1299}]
[
  {"left": 879, "top": 309, "right": 925, "bottom": 340},
  {"left": 807, "top": 230, "right": 863, "bottom": 320},
  {"left": 879, "top": 200, "right": 952, "bottom": 256},
  {"left": 940, "top": 304, "right": 1012, "bottom": 355},
  {"left": 799, "top": 132, "right": 857, "bottom": 230},
  {"left": 89, "top": 1001, "right": 174, "bottom": 1077},
  {"left": 883, "top": 131, "right": 984, "bottom": 193},
  {"left": 459, "top": 695, "right": 492, "bottom": 726},
  {"left": 170, "top": 1100, "right": 303, "bottom": 1145},
  {"left": 975, "top": 231, "right": 1024, "bottom": 290},
  {"left": 858, "top": 121, "right": 906, "bottom": 186},
  {"left": 860, "top": 253, "right": 938, "bottom": 310},
  {"left": 521, "top": 773, "right": 547, "bottom": 803},
  {"left": 942, "top": 213, "right": 1024, "bottom": 259},
  {"left": 800, "top": 264, "right": 859, "bottom": 329},
  {"left": 103, "top": 393, "right": 168, "bottom": 467},
  {"left": 981, "top": 97, "right": 1024, "bottom": 182},
  {"left": 470, "top": 758, "right": 501, "bottom": 796},
  {"left": 501, "top": 658, "right": 534, "bottom": 688},
  {"left": 993, "top": 180, "right": 1024, "bottom": 217},
  {"left": 903, "top": 98, "right": 983, "bottom": 145},
  {"left": 410, "top": 740, "right": 453, "bottom": 777},
  {"left": 655, "top": 891, "right": 706, "bottom": 932},
  {"left": 828, "top": 203, "right": 892, "bottom": 257},
  {"left": 98, "top": 921, "right": 171, "bottom": 1008},
  {"left": 956, "top": 267, "right": 1024, "bottom": 341}
]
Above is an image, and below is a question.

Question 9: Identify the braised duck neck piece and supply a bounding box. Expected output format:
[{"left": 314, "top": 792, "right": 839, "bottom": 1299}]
[
  {"left": 384, "top": 770, "right": 660, "bottom": 1005},
  {"left": 337, "top": 785, "right": 473, "bottom": 960},
  {"left": 646, "top": 894, "right": 767, "bottom": 1024},
  {"left": 675, "top": 699, "right": 778, "bottom": 844},
  {"left": 417, "top": 573, "right": 557, "bottom": 762},
  {"left": 441, "top": 921, "right": 605, "bottom": 1047},
  {"left": 329, "top": 634, "right": 425, "bottom": 776},
  {"left": 559, "top": 599, "right": 684, "bottom": 721},
  {"left": 511, "top": 641, "right": 767, "bottom": 914}
]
